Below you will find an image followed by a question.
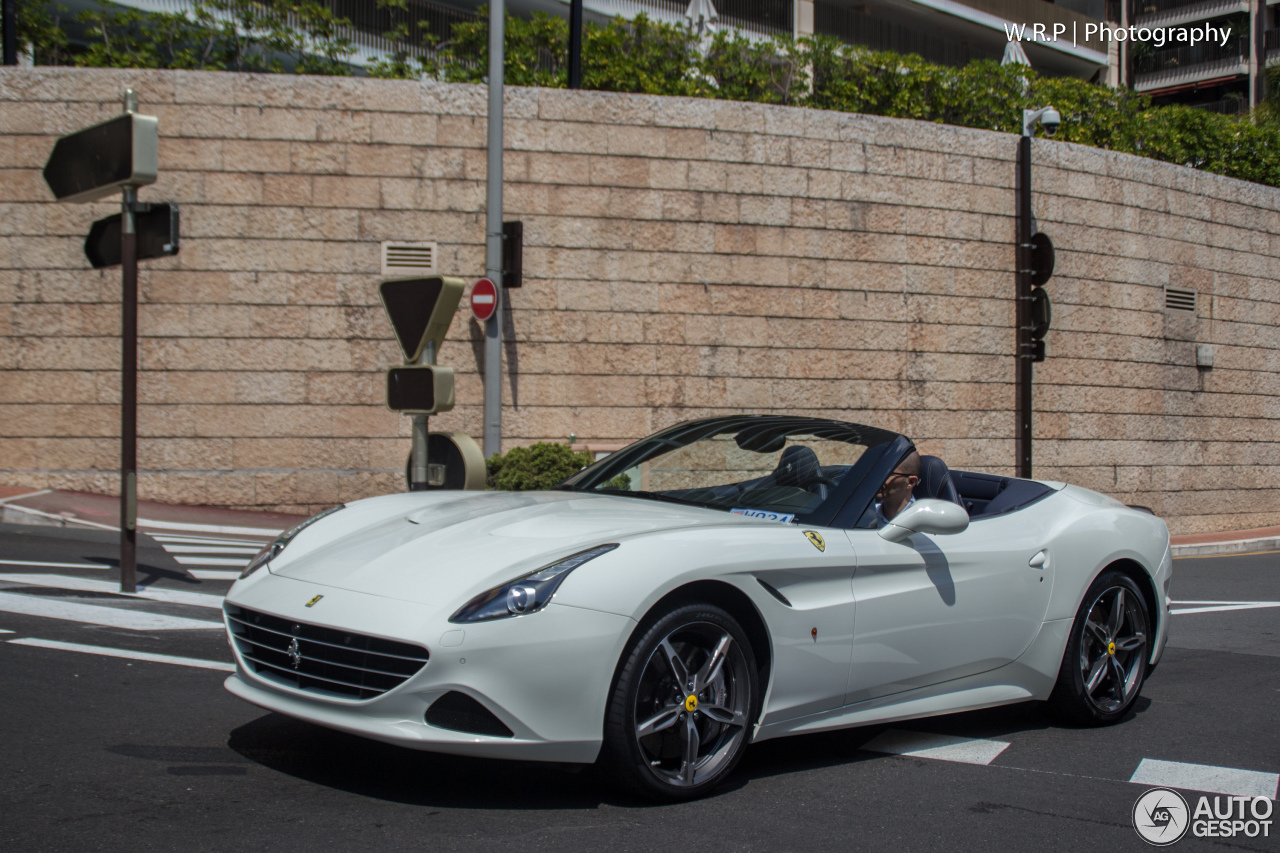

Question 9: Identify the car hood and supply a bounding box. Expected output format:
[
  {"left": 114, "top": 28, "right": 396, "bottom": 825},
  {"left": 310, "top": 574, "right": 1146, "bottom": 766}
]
[{"left": 268, "top": 490, "right": 733, "bottom": 607}]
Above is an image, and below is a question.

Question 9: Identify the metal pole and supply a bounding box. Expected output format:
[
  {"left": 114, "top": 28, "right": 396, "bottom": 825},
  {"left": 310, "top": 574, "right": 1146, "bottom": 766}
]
[
  {"left": 409, "top": 341, "right": 435, "bottom": 491},
  {"left": 483, "top": 0, "right": 505, "bottom": 459},
  {"left": 120, "top": 89, "right": 139, "bottom": 594},
  {"left": 2, "top": 0, "right": 16, "bottom": 66},
  {"left": 1015, "top": 134, "right": 1033, "bottom": 480},
  {"left": 568, "top": 0, "right": 583, "bottom": 89}
]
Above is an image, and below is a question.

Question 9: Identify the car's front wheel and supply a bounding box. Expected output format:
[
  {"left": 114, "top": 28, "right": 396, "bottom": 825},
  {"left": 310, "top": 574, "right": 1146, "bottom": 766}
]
[
  {"left": 600, "top": 603, "right": 758, "bottom": 801},
  {"left": 1050, "top": 570, "right": 1151, "bottom": 725}
]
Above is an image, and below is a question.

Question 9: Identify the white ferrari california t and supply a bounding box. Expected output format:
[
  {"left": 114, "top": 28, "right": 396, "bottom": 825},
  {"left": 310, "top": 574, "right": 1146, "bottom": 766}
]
[{"left": 222, "top": 415, "right": 1171, "bottom": 800}]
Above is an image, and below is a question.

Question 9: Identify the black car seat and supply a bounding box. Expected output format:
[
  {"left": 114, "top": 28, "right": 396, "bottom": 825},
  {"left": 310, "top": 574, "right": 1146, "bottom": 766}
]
[
  {"left": 912, "top": 455, "right": 961, "bottom": 505},
  {"left": 773, "top": 446, "right": 828, "bottom": 499}
]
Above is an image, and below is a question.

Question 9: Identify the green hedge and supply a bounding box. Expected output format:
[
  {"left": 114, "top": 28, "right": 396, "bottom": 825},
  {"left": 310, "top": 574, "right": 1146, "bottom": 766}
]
[{"left": 18, "top": 0, "right": 1280, "bottom": 188}]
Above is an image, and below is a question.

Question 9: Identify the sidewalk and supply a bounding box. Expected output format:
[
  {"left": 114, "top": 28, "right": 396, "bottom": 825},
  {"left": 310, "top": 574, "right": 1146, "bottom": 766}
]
[
  {"left": 0, "top": 486, "right": 305, "bottom": 538},
  {"left": 1, "top": 485, "right": 1275, "bottom": 558}
]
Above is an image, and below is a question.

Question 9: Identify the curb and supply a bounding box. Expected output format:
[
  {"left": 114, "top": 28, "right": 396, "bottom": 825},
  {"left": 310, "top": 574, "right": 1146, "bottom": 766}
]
[{"left": 1171, "top": 537, "right": 1280, "bottom": 558}]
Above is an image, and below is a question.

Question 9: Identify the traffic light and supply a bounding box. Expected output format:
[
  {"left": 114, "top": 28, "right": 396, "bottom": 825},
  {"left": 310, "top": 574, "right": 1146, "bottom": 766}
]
[
  {"left": 1027, "top": 232, "right": 1054, "bottom": 363},
  {"left": 386, "top": 365, "right": 455, "bottom": 415}
]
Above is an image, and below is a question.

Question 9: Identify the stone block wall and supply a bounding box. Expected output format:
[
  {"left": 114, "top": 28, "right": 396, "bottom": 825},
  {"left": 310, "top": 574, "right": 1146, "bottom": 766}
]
[{"left": 1, "top": 67, "right": 1277, "bottom": 533}]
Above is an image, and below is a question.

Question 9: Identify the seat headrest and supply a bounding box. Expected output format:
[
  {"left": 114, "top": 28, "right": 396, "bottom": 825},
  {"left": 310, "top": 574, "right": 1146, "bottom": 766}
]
[
  {"left": 774, "top": 445, "right": 821, "bottom": 488},
  {"left": 913, "top": 455, "right": 961, "bottom": 505}
]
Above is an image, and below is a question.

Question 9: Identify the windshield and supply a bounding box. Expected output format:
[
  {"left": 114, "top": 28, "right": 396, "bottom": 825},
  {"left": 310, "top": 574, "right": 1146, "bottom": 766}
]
[{"left": 559, "top": 416, "right": 899, "bottom": 526}]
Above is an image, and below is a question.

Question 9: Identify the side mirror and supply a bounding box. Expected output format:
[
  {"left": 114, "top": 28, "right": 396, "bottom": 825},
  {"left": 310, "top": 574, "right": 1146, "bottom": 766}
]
[{"left": 878, "top": 499, "right": 970, "bottom": 543}]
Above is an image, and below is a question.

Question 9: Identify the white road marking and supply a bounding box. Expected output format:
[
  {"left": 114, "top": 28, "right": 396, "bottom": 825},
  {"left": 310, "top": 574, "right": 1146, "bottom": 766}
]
[
  {"left": 139, "top": 518, "right": 281, "bottom": 537},
  {"left": 0, "top": 592, "right": 220, "bottom": 631},
  {"left": 1130, "top": 759, "right": 1279, "bottom": 799},
  {"left": 0, "top": 489, "right": 52, "bottom": 504},
  {"left": 9, "top": 638, "right": 235, "bottom": 671},
  {"left": 1171, "top": 602, "right": 1280, "bottom": 615},
  {"left": 0, "top": 628, "right": 12, "bottom": 634},
  {"left": 188, "top": 570, "right": 242, "bottom": 580},
  {"left": 0, "top": 574, "right": 224, "bottom": 610},
  {"left": 172, "top": 556, "right": 250, "bottom": 567},
  {"left": 0, "top": 559, "right": 107, "bottom": 569},
  {"left": 0, "top": 503, "right": 117, "bottom": 530},
  {"left": 861, "top": 729, "right": 1011, "bottom": 765}
]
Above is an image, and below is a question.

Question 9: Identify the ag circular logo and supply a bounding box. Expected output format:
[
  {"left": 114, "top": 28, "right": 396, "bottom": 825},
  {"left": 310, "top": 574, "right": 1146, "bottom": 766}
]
[{"left": 1133, "top": 788, "right": 1190, "bottom": 846}]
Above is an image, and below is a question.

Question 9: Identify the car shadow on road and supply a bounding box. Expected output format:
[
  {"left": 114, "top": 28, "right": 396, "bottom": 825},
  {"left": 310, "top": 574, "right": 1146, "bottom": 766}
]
[
  {"left": 228, "top": 713, "right": 613, "bottom": 809},
  {"left": 228, "top": 698, "right": 1151, "bottom": 809}
]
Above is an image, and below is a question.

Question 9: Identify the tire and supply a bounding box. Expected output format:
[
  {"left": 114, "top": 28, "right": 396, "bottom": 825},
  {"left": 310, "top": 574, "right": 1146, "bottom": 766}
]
[
  {"left": 599, "top": 603, "right": 758, "bottom": 801},
  {"left": 1050, "top": 570, "right": 1151, "bottom": 726}
]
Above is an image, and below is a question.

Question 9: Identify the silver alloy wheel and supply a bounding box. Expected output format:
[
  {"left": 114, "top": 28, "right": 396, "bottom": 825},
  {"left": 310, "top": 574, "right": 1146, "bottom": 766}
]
[
  {"left": 1078, "top": 584, "right": 1148, "bottom": 714},
  {"left": 633, "top": 621, "right": 751, "bottom": 788}
]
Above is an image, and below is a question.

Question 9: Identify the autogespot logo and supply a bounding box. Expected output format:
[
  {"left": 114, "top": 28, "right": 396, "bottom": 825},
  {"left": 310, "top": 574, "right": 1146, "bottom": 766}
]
[{"left": 1133, "top": 788, "right": 1190, "bottom": 846}]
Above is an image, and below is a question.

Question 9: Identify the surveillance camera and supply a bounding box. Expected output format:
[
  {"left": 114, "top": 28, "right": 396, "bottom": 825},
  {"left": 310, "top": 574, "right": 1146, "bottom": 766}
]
[{"left": 1042, "top": 108, "right": 1061, "bottom": 137}]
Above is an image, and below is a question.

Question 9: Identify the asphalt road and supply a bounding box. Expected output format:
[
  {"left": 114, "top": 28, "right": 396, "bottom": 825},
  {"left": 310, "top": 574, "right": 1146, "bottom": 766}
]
[{"left": 1, "top": 519, "right": 1276, "bottom": 852}]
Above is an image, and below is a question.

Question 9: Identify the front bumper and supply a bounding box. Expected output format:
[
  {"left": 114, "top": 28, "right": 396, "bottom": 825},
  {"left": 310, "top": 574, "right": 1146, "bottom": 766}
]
[{"left": 223, "top": 573, "right": 635, "bottom": 763}]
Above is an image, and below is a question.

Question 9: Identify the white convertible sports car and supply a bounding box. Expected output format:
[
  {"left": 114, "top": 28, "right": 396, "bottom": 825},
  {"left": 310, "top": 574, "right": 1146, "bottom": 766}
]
[{"left": 223, "top": 415, "right": 1171, "bottom": 800}]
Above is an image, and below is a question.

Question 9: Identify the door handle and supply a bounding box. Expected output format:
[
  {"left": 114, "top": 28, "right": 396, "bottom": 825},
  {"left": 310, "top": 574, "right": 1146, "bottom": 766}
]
[{"left": 1029, "top": 550, "right": 1048, "bottom": 569}]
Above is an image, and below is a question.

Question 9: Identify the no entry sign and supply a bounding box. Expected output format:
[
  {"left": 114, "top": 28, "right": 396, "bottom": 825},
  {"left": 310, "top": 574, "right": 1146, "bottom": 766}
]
[{"left": 470, "top": 278, "right": 498, "bottom": 322}]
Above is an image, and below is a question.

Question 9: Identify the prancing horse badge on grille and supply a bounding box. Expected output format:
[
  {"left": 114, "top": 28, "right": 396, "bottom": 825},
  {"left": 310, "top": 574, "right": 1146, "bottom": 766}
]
[{"left": 287, "top": 638, "right": 301, "bottom": 669}]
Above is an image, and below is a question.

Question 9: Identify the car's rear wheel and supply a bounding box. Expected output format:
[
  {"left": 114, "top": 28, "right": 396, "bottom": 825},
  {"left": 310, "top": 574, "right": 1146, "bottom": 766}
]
[
  {"left": 600, "top": 603, "right": 757, "bottom": 801},
  {"left": 1050, "top": 570, "right": 1150, "bottom": 725}
]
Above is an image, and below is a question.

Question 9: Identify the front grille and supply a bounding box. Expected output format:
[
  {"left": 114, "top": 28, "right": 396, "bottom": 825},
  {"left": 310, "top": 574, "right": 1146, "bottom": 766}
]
[{"left": 225, "top": 604, "right": 429, "bottom": 701}]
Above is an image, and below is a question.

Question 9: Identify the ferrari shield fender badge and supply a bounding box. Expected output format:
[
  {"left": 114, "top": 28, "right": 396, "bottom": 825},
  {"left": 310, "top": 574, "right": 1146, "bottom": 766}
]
[
  {"left": 305, "top": 594, "right": 323, "bottom": 608},
  {"left": 803, "top": 531, "right": 826, "bottom": 552}
]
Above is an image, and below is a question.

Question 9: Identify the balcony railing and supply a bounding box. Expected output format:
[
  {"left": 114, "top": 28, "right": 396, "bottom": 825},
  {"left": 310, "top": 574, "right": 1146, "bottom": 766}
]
[
  {"left": 1132, "top": 0, "right": 1244, "bottom": 16},
  {"left": 325, "top": 0, "right": 479, "bottom": 56},
  {"left": 815, "top": 2, "right": 999, "bottom": 66},
  {"left": 1134, "top": 34, "right": 1246, "bottom": 74},
  {"left": 1188, "top": 96, "right": 1248, "bottom": 114},
  {"left": 625, "top": 0, "right": 794, "bottom": 37},
  {"left": 1268, "top": 27, "right": 1280, "bottom": 54}
]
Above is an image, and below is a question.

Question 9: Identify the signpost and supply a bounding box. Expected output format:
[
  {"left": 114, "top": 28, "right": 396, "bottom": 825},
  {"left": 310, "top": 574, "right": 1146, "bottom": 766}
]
[
  {"left": 43, "top": 90, "right": 175, "bottom": 595},
  {"left": 378, "top": 276, "right": 483, "bottom": 491},
  {"left": 1015, "top": 132, "right": 1055, "bottom": 479}
]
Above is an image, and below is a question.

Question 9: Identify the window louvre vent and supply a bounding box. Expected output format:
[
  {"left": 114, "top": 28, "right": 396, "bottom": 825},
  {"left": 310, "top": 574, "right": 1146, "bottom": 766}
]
[
  {"left": 1165, "top": 287, "right": 1196, "bottom": 313},
  {"left": 381, "top": 242, "right": 437, "bottom": 277}
]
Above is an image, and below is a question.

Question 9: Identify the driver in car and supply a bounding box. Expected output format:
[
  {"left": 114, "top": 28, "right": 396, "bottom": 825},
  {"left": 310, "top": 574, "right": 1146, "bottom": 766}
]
[{"left": 874, "top": 451, "right": 921, "bottom": 526}]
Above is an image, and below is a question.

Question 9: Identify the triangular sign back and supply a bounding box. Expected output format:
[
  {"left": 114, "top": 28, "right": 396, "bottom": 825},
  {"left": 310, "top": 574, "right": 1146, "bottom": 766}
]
[{"left": 378, "top": 276, "right": 465, "bottom": 362}]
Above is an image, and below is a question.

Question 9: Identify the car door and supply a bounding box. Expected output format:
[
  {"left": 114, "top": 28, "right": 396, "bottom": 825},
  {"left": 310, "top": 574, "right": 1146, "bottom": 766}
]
[
  {"left": 751, "top": 524, "right": 860, "bottom": 725},
  {"left": 843, "top": 510, "right": 1054, "bottom": 704}
]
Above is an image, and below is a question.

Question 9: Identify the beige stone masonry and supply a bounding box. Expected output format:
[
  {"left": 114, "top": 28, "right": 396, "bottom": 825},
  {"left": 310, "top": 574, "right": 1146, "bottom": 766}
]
[{"left": 2, "top": 67, "right": 1278, "bottom": 531}]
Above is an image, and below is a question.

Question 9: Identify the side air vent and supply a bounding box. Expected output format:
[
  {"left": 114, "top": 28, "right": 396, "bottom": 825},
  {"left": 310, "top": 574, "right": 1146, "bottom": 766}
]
[
  {"left": 381, "top": 241, "right": 437, "bottom": 277},
  {"left": 757, "top": 578, "right": 792, "bottom": 607},
  {"left": 1164, "top": 286, "right": 1196, "bottom": 313},
  {"left": 426, "top": 691, "right": 514, "bottom": 738}
]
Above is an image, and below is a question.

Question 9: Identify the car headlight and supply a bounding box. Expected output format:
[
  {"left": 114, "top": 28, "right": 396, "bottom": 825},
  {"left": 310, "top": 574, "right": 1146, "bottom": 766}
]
[
  {"left": 240, "top": 504, "right": 346, "bottom": 579},
  {"left": 449, "top": 544, "right": 619, "bottom": 623}
]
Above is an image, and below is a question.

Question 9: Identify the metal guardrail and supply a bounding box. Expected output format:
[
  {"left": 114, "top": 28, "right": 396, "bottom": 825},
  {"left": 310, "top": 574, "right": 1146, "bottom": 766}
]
[{"left": 1134, "top": 34, "right": 1247, "bottom": 75}]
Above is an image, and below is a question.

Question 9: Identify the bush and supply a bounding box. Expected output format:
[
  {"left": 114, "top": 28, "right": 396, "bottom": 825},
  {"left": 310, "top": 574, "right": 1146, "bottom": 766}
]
[{"left": 486, "top": 442, "right": 593, "bottom": 491}]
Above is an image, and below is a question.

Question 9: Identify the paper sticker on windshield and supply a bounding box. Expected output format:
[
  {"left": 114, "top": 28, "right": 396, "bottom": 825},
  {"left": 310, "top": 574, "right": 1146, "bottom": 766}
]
[{"left": 731, "top": 508, "right": 796, "bottom": 523}]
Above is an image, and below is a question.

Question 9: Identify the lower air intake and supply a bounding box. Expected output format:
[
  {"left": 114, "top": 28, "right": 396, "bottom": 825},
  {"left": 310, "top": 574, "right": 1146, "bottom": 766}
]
[{"left": 425, "top": 691, "right": 514, "bottom": 738}]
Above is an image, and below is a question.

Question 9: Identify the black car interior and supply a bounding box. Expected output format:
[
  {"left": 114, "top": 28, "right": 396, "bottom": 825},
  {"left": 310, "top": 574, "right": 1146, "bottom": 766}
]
[{"left": 911, "top": 454, "right": 1055, "bottom": 519}]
